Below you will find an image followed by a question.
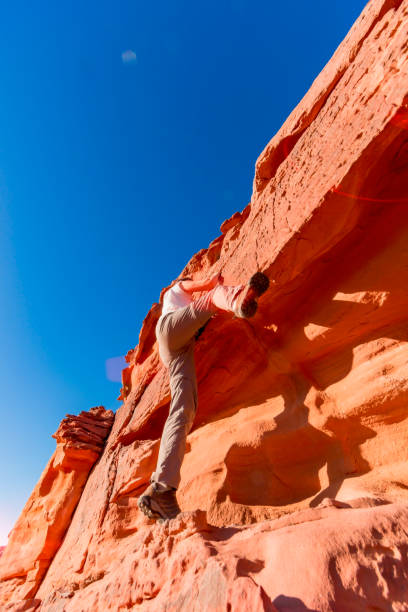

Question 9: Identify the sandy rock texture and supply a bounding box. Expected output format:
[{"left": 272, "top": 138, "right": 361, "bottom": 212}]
[
  {"left": 2, "top": 0, "right": 408, "bottom": 609},
  {"left": 0, "top": 407, "right": 114, "bottom": 605}
]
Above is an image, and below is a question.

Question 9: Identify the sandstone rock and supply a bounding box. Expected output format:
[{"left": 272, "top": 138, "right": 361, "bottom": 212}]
[
  {"left": 3, "top": 0, "right": 408, "bottom": 609},
  {"left": 4, "top": 599, "right": 41, "bottom": 611},
  {"left": 34, "top": 504, "right": 408, "bottom": 611},
  {"left": 0, "top": 407, "right": 114, "bottom": 605}
]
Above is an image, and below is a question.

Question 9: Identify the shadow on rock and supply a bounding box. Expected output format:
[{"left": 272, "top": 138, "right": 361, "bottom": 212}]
[{"left": 273, "top": 594, "right": 319, "bottom": 612}]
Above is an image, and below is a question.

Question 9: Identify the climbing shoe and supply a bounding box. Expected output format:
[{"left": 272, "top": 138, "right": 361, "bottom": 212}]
[
  {"left": 232, "top": 272, "right": 270, "bottom": 318},
  {"left": 137, "top": 482, "right": 181, "bottom": 522}
]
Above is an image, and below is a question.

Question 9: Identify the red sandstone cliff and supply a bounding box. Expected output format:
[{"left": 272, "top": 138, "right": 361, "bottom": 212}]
[
  {"left": 1, "top": 0, "right": 408, "bottom": 609},
  {"left": 0, "top": 407, "right": 114, "bottom": 606}
]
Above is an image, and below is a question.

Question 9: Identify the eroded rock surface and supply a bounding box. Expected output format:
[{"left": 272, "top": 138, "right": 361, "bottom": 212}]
[
  {"left": 0, "top": 407, "right": 114, "bottom": 605},
  {"left": 2, "top": 0, "right": 408, "bottom": 609},
  {"left": 35, "top": 504, "right": 408, "bottom": 611}
]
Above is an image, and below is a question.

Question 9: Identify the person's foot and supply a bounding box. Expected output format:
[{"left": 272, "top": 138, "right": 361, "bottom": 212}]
[
  {"left": 137, "top": 482, "right": 181, "bottom": 522},
  {"left": 232, "top": 272, "right": 270, "bottom": 318}
]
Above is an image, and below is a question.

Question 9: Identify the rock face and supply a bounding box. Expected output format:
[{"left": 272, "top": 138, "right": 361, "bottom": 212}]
[
  {"left": 0, "top": 407, "right": 114, "bottom": 606},
  {"left": 2, "top": 0, "right": 408, "bottom": 609}
]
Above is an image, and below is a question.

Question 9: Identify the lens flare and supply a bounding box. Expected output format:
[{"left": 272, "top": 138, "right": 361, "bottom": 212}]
[
  {"left": 331, "top": 187, "right": 408, "bottom": 203},
  {"left": 280, "top": 105, "right": 408, "bottom": 205},
  {"left": 121, "top": 50, "right": 137, "bottom": 64},
  {"left": 105, "top": 356, "right": 127, "bottom": 383}
]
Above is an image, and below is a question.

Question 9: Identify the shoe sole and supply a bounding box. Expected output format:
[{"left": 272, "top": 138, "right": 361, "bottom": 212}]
[
  {"left": 240, "top": 297, "right": 258, "bottom": 318},
  {"left": 249, "top": 272, "right": 270, "bottom": 297},
  {"left": 236, "top": 273, "right": 270, "bottom": 318},
  {"left": 137, "top": 495, "right": 178, "bottom": 523},
  {"left": 138, "top": 495, "right": 166, "bottom": 522}
]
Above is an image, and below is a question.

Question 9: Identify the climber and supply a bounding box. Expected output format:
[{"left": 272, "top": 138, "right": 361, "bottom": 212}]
[{"left": 137, "top": 271, "right": 270, "bottom": 522}]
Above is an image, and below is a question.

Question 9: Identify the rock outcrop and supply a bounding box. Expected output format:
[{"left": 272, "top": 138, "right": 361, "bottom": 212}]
[
  {"left": 1, "top": 0, "right": 408, "bottom": 609},
  {"left": 0, "top": 407, "right": 114, "bottom": 606}
]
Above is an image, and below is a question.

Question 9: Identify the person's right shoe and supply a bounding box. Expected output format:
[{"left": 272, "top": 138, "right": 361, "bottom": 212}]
[
  {"left": 137, "top": 482, "right": 181, "bottom": 522},
  {"left": 232, "top": 272, "right": 270, "bottom": 318}
]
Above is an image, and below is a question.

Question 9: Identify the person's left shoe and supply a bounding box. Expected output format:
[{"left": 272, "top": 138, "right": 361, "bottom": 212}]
[
  {"left": 233, "top": 272, "right": 270, "bottom": 318},
  {"left": 137, "top": 482, "right": 181, "bottom": 522}
]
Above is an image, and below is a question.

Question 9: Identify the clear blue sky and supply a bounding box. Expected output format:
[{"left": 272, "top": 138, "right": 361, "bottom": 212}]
[{"left": 0, "top": 0, "right": 367, "bottom": 544}]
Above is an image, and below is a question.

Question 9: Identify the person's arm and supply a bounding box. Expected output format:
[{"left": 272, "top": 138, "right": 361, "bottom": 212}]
[{"left": 180, "top": 273, "right": 223, "bottom": 294}]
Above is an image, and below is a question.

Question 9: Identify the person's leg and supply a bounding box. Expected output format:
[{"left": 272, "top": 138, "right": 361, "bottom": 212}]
[
  {"left": 149, "top": 306, "right": 204, "bottom": 493},
  {"left": 190, "top": 273, "right": 270, "bottom": 319},
  {"left": 156, "top": 301, "right": 216, "bottom": 368},
  {"left": 137, "top": 344, "right": 197, "bottom": 521},
  {"left": 138, "top": 311, "right": 203, "bottom": 521},
  {"left": 150, "top": 345, "right": 197, "bottom": 490},
  {"left": 188, "top": 283, "right": 242, "bottom": 312},
  {"left": 155, "top": 284, "right": 244, "bottom": 369}
]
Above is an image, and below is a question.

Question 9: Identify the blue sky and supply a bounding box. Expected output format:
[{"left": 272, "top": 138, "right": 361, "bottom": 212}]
[{"left": 0, "top": 0, "right": 367, "bottom": 544}]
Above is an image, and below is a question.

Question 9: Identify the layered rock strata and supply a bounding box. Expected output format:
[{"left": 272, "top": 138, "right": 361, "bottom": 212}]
[
  {"left": 2, "top": 0, "right": 408, "bottom": 609},
  {"left": 0, "top": 407, "right": 114, "bottom": 606}
]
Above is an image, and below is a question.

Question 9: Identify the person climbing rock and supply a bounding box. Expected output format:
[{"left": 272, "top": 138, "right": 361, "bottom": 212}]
[{"left": 137, "top": 271, "right": 270, "bottom": 522}]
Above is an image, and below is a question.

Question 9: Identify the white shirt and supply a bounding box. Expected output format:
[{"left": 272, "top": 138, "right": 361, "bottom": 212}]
[{"left": 161, "top": 281, "right": 193, "bottom": 317}]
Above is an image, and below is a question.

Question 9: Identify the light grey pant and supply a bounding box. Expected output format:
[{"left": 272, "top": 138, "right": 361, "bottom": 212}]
[{"left": 151, "top": 284, "right": 242, "bottom": 489}]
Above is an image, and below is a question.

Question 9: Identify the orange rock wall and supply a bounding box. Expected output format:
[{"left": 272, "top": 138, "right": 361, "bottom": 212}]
[
  {"left": 0, "top": 407, "right": 114, "bottom": 606},
  {"left": 2, "top": 0, "right": 408, "bottom": 609}
]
